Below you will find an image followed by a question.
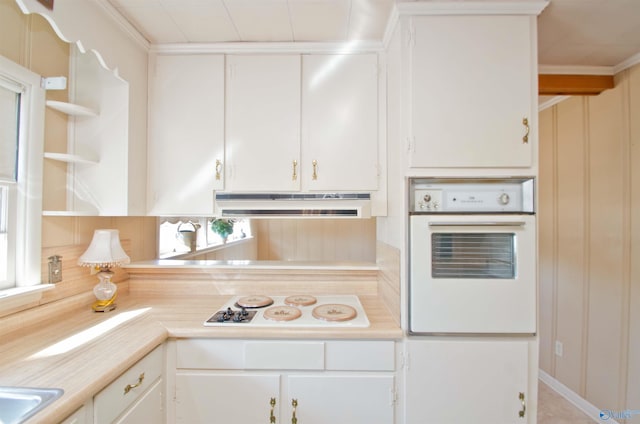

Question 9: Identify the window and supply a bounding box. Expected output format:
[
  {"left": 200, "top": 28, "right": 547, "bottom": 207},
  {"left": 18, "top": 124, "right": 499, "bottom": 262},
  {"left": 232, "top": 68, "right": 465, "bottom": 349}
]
[
  {"left": 158, "top": 217, "right": 251, "bottom": 258},
  {"left": 0, "top": 56, "right": 44, "bottom": 290}
]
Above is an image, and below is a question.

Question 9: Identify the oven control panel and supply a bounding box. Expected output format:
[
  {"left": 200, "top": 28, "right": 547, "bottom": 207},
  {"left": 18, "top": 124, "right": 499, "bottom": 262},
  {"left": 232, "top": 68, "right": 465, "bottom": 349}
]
[
  {"left": 414, "top": 189, "right": 443, "bottom": 211},
  {"left": 410, "top": 178, "right": 535, "bottom": 214}
]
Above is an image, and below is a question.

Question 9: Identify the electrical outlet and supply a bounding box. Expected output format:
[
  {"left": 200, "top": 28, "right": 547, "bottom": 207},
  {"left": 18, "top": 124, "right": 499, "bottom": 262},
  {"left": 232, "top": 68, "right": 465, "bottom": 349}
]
[
  {"left": 555, "top": 341, "right": 563, "bottom": 357},
  {"left": 47, "top": 255, "right": 62, "bottom": 283}
]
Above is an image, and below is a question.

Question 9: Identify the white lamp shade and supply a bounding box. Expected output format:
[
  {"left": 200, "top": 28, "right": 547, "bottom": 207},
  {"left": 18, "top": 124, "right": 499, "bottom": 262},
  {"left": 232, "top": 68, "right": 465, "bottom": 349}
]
[{"left": 78, "top": 229, "right": 130, "bottom": 267}]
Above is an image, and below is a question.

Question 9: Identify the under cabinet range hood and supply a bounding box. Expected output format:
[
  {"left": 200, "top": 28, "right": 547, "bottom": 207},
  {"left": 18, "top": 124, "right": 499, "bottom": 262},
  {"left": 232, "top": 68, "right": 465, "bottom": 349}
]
[{"left": 214, "top": 193, "right": 371, "bottom": 218}]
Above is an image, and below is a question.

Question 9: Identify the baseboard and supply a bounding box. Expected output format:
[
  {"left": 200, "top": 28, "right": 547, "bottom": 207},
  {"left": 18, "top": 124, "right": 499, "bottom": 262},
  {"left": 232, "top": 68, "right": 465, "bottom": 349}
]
[{"left": 538, "top": 370, "right": 620, "bottom": 424}]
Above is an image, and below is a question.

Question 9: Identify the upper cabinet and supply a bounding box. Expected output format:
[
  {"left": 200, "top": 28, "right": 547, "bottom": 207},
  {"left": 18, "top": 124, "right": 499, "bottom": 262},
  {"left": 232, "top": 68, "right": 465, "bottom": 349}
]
[
  {"left": 147, "top": 54, "right": 225, "bottom": 216},
  {"left": 407, "top": 14, "right": 538, "bottom": 170},
  {"left": 225, "top": 55, "right": 301, "bottom": 192},
  {"left": 224, "top": 53, "right": 380, "bottom": 193},
  {"left": 302, "top": 54, "right": 379, "bottom": 191},
  {"left": 147, "top": 51, "right": 382, "bottom": 215}
]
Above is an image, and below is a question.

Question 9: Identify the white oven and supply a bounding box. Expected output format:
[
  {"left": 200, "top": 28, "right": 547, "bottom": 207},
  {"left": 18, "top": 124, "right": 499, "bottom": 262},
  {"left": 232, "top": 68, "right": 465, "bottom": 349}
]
[{"left": 408, "top": 178, "right": 536, "bottom": 335}]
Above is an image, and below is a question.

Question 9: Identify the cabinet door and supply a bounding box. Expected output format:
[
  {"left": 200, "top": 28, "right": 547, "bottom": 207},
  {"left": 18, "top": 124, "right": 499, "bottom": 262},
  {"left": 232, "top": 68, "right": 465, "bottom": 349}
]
[
  {"left": 410, "top": 15, "right": 534, "bottom": 168},
  {"left": 302, "top": 54, "right": 379, "bottom": 191},
  {"left": 147, "top": 54, "right": 225, "bottom": 215},
  {"left": 225, "top": 55, "right": 301, "bottom": 192},
  {"left": 115, "top": 379, "right": 163, "bottom": 424},
  {"left": 287, "top": 374, "right": 395, "bottom": 424},
  {"left": 406, "top": 339, "right": 529, "bottom": 424},
  {"left": 60, "top": 405, "right": 88, "bottom": 424},
  {"left": 175, "top": 372, "right": 280, "bottom": 423}
]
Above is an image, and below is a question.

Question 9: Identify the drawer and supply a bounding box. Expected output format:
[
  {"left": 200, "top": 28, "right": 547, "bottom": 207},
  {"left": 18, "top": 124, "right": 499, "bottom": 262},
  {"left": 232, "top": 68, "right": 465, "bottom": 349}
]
[
  {"left": 177, "top": 339, "right": 324, "bottom": 370},
  {"left": 177, "top": 339, "right": 245, "bottom": 369},
  {"left": 176, "top": 339, "right": 395, "bottom": 371},
  {"left": 244, "top": 341, "right": 324, "bottom": 370},
  {"left": 325, "top": 341, "right": 395, "bottom": 371},
  {"left": 94, "top": 344, "right": 164, "bottom": 424}
]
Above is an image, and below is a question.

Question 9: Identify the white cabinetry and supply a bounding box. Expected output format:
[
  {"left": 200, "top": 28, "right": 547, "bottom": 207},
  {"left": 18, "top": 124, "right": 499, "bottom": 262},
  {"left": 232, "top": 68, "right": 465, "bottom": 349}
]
[
  {"left": 44, "top": 47, "right": 130, "bottom": 215},
  {"left": 93, "top": 344, "right": 164, "bottom": 424},
  {"left": 225, "top": 55, "right": 301, "bottom": 192},
  {"left": 301, "top": 54, "right": 379, "bottom": 191},
  {"left": 147, "top": 54, "right": 225, "bottom": 215},
  {"left": 408, "top": 14, "right": 537, "bottom": 169},
  {"left": 224, "top": 53, "right": 381, "bottom": 193},
  {"left": 173, "top": 339, "right": 395, "bottom": 423},
  {"left": 405, "top": 339, "right": 530, "bottom": 424},
  {"left": 60, "top": 405, "right": 90, "bottom": 424}
]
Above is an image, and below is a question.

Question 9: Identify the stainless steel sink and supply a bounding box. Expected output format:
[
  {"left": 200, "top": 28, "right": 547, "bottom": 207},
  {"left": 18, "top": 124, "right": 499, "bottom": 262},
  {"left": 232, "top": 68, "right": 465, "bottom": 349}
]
[{"left": 0, "top": 386, "right": 63, "bottom": 424}]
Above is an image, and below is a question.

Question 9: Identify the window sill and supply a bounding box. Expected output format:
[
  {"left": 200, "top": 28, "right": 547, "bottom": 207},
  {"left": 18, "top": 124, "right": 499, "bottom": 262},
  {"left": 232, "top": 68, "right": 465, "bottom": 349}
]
[
  {"left": 0, "top": 284, "right": 55, "bottom": 315},
  {"left": 159, "top": 236, "right": 253, "bottom": 260}
]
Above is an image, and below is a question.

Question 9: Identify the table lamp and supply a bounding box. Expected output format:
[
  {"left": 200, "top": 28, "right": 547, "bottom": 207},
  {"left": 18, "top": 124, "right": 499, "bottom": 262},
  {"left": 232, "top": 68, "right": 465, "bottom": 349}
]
[{"left": 78, "top": 229, "right": 130, "bottom": 312}]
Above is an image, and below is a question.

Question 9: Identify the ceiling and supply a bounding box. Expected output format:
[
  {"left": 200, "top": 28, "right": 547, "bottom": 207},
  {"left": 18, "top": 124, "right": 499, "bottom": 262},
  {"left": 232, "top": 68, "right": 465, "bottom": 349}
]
[{"left": 107, "top": 0, "right": 640, "bottom": 70}]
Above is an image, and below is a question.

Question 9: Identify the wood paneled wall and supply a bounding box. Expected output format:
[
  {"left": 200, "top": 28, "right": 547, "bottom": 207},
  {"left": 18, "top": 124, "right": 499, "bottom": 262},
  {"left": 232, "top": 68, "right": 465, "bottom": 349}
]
[
  {"left": 256, "top": 219, "right": 376, "bottom": 262},
  {"left": 539, "top": 62, "right": 639, "bottom": 418}
]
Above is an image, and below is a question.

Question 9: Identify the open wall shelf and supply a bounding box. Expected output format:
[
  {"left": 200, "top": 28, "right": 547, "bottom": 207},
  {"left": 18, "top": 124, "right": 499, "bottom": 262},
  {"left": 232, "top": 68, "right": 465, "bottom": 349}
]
[{"left": 46, "top": 100, "right": 98, "bottom": 117}]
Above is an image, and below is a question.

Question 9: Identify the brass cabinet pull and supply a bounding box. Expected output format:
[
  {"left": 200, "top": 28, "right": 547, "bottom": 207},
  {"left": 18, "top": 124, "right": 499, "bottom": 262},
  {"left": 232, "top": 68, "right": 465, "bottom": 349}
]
[
  {"left": 123, "top": 372, "right": 145, "bottom": 395},
  {"left": 292, "top": 160, "right": 298, "bottom": 181},
  {"left": 215, "top": 159, "right": 222, "bottom": 180},
  {"left": 312, "top": 160, "right": 318, "bottom": 180},
  {"left": 522, "top": 117, "right": 529, "bottom": 144},
  {"left": 270, "top": 397, "right": 277, "bottom": 423},
  {"left": 518, "top": 392, "right": 526, "bottom": 418},
  {"left": 291, "top": 399, "right": 298, "bottom": 424}
]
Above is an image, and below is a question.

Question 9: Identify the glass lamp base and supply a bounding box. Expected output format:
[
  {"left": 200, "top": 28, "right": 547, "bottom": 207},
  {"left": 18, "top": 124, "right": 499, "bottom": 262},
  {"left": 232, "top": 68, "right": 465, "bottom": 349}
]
[
  {"left": 91, "top": 299, "right": 116, "bottom": 312},
  {"left": 92, "top": 269, "right": 118, "bottom": 312}
]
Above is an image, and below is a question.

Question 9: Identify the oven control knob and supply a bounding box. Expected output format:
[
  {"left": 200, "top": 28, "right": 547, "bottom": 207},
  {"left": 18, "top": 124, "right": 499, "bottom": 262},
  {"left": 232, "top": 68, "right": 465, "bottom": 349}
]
[
  {"left": 423, "top": 194, "right": 432, "bottom": 203},
  {"left": 432, "top": 202, "right": 439, "bottom": 210},
  {"left": 498, "top": 193, "right": 510, "bottom": 205}
]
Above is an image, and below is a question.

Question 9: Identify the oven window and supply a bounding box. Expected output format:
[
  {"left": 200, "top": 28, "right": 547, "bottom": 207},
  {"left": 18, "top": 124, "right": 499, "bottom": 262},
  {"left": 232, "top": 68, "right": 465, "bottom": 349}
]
[{"left": 431, "top": 233, "right": 516, "bottom": 279}]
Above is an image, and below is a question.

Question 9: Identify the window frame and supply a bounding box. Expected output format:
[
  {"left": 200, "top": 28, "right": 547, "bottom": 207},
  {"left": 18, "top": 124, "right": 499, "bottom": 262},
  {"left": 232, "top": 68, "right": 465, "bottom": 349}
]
[{"left": 0, "top": 55, "right": 44, "bottom": 290}]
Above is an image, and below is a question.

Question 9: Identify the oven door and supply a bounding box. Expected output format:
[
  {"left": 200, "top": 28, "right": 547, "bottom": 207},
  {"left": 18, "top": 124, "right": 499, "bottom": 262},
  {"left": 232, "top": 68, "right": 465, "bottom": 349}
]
[{"left": 409, "top": 214, "right": 536, "bottom": 335}]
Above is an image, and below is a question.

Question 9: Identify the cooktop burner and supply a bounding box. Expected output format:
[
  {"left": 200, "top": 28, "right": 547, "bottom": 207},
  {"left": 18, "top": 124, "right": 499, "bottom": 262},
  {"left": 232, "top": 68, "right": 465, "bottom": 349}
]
[
  {"left": 204, "top": 295, "right": 369, "bottom": 328},
  {"left": 236, "top": 295, "right": 274, "bottom": 308}
]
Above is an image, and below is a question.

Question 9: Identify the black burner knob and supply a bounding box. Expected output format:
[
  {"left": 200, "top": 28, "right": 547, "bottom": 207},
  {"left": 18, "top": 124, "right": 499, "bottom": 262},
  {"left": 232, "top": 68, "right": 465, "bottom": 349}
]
[
  {"left": 216, "top": 313, "right": 226, "bottom": 322},
  {"left": 241, "top": 307, "right": 249, "bottom": 316},
  {"left": 233, "top": 313, "right": 244, "bottom": 322}
]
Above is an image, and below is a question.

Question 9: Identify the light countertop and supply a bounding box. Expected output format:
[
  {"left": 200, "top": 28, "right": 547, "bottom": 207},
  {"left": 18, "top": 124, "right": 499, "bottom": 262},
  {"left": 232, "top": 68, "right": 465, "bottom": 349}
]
[
  {"left": 125, "top": 259, "right": 379, "bottom": 270},
  {"left": 0, "top": 293, "right": 401, "bottom": 423}
]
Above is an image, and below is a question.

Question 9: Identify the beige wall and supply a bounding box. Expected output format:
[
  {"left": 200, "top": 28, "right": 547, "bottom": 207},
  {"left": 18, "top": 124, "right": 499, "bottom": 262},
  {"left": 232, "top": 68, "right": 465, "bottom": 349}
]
[
  {"left": 1, "top": 0, "right": 156, "bottom": 308},
  {"left": 539, "top": 62, "right": 640, "bottom": 418},
  {"left": 256, "top": 219, "right": 376, "bottom": 262}
]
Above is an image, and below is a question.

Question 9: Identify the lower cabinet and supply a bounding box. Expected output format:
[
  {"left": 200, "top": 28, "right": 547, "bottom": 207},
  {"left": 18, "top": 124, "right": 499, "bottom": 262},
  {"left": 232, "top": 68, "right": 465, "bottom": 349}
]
[
  {"left": 114, "top": 379, "right": 163, "bottom": 424},
  {"left": 60, "top": 405, "right": 88, "bottom": 424},
  {"left": 93, "top": 344, "right": 165, "bottom": 424},
  {"left": 405, "top": 339, "right": 531, "bottom": 424},
  {"left": 173, "top": 339, "right": 396, "bottom": 424}
]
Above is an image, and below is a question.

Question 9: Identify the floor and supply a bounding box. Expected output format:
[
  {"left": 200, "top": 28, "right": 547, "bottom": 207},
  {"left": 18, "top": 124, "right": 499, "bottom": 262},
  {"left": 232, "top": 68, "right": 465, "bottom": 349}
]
[{"left": 538, "top": 381, "right": 595, "bottom": 423}]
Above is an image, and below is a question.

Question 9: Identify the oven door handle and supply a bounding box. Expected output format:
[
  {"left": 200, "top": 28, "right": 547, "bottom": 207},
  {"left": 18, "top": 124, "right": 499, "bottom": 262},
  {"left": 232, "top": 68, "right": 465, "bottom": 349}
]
[{"left": 427, "top": 221, "right": 526, "bottom": 227}]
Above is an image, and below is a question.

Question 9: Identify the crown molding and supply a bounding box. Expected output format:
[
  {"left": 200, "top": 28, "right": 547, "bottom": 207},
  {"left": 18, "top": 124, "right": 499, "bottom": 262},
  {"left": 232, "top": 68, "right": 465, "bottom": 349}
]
[
  {"left": 613, "top": 51, "right": 640, "bottom": 75},
  {"left": 396, "top": 1, "right": 548, "bottom": 16},
  {"left": 92, "top": 0, "right": 150, "bottom": 52},
  {"left": 150, "top": 41, "right": 384, "bottom": 55},
  {"left": 538, "top": 65, "right": 614, "bottom": 76},
  {"left": 538, "top": 95, "right": 571, "bottom": 111}
]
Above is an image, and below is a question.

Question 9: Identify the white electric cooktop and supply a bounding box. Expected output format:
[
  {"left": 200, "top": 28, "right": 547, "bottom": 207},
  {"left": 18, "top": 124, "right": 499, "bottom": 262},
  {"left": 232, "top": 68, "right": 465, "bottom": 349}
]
[{"left": 204, "top": 294, "right": 370, "bottom": 328}]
